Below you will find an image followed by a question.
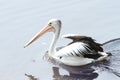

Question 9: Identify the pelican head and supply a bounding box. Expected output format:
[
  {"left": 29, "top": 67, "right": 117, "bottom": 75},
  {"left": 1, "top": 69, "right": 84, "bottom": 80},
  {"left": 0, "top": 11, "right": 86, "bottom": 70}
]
[
  {"left": 47, "top": 19, "right": 61, "bottom": 32},
  {"left": 24, "top": 19, "right": 62, "bottom": 48}
]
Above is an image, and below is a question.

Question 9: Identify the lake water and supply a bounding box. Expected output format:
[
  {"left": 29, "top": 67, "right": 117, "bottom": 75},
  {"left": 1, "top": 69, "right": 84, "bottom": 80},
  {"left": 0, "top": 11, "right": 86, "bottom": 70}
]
[{"left": 0, "top": 0, "right": 120, "bottom": 80}]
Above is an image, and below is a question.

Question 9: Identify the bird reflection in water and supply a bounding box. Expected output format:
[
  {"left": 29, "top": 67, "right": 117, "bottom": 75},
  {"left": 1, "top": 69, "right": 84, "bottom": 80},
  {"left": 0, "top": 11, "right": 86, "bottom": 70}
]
[
  {"left": 52, "top": 67, "right": 98, "bottom": 80},
  {"left": 51, "top": 60, "right": 111, "bottom": 80},
  {"left": 45, "top": 49, "right": 120, "bottom": 80}
]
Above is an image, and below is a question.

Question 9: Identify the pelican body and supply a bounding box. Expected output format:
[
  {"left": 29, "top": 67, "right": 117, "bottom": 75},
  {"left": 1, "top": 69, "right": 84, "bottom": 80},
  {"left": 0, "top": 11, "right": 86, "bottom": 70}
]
[{"left": 24, "top": 19, "right": 109, "bottom": 66}]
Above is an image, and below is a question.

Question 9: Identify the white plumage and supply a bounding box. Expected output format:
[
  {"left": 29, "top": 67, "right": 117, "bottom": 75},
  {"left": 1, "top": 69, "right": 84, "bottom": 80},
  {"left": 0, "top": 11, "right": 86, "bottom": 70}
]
[
  {"left": 55, "top": 42, "right": 90, "bottom": 57},
  {"left": 24, "top": 19, "right": 109, "bottom": 66}
]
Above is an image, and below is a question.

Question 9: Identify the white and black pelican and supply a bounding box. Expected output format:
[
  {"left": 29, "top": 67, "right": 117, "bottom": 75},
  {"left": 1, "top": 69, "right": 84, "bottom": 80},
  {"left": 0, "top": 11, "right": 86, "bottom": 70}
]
[{"left": 24, "top": 19, "right": 109, "bottom": 66}]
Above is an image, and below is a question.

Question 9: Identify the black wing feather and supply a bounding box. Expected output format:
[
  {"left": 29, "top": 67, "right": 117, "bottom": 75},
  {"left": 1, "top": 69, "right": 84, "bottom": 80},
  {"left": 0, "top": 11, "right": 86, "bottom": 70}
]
[{"left": 64, "top": 35, "right": 103, "bottom": 52}]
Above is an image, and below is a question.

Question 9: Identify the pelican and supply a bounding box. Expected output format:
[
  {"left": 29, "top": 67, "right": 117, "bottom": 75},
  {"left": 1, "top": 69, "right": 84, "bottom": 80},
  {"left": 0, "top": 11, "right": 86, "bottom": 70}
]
[{"left": 24, "top": 19, "right": 109, "bottom": 66}]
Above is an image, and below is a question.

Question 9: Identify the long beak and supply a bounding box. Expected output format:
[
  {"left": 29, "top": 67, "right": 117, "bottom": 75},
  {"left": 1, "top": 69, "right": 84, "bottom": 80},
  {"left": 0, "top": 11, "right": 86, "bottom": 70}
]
[{"left": 24, "top": 25, "right": 53, "bottom": 48}]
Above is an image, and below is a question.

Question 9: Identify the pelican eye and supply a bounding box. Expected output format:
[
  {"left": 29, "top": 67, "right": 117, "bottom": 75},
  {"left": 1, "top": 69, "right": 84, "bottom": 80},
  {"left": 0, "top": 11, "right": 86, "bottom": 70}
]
[
  {"left": 59, "top": 56, "right": 62, "bottom": 59},
  {"left": 49, "top": 22, "right": 52, "bottom": 25}
]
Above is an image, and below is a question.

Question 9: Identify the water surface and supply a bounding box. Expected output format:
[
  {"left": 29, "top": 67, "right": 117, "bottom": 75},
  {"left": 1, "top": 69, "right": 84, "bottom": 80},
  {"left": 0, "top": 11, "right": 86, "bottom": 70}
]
[{"left": 0, "top": 0, "right": 120, "bottom": 80}]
